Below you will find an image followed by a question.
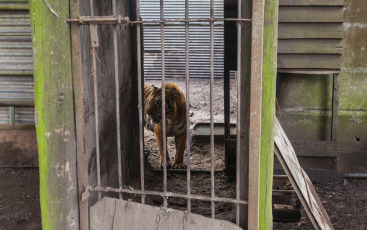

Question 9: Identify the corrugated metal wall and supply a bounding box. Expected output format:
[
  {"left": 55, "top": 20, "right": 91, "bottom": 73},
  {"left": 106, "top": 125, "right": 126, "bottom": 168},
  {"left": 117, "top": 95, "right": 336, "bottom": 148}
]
[
  {"left": 0, "top": 1, "right": 34, "bottom": 124},
  {"left": 140, "top": 0, "right": 224, "bottom": 78}
]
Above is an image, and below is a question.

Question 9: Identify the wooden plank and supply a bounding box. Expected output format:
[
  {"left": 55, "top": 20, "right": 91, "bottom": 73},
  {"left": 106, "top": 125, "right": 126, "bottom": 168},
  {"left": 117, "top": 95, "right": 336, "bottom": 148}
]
[
  {"left": 278, "top": 23, "right": 343, "bottom": 39},
  {"left": 248, "top": 0, "right": 265, "bottom": 228},
  {"left": 69, "top": 0, "right": 88, "bottom": 229},
  {"left": 238, "top": 0, "right": 252, "bottom": 227},
  {"left": 279, "top": 6, "right": 343, "bottom": 23},
  {"left": 278, "top": 54, "right": 341, "bottom": 69},
  {"left": 90, "top": 197, "right": 242, "bottom": 230},
  {"left": 278, "top": 39, "right": 343, "bottom": 54},
  {"left": 279, "top": 0, "right": 343, "bottom": 6},
  {"left": 331, "top": 73, "right": 339, "bottom": 141},
  {"left": 291, "top": 140, "right": 337, "bottom": 157},
  {"left": 274, "top": 118, "right": 334, "bottom": 230},
  {"left": 259, "top": 0, "right": 278, "bottom": 228},
  {"left": 30, "top": 0, "right": 79, "bottom": 229},
  {"left": 0, "top": 127, "right": 38, "bottom": 167}
]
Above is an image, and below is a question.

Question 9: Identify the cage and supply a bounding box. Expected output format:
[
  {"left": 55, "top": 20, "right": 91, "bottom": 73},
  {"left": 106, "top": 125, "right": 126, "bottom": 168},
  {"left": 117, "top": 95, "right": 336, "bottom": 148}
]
[{"left": 30, "top": 0, "right": 278, "bottom": 229}]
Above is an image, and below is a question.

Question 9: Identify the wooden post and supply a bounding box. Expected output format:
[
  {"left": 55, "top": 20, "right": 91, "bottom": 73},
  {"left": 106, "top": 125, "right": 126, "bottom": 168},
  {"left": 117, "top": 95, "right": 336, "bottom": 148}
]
[
  {"left": 30, "top": 0, "right": 80, "bottom": 229},
  {"left": 258, "top": 0, "right": 278, "bottom": 228}
]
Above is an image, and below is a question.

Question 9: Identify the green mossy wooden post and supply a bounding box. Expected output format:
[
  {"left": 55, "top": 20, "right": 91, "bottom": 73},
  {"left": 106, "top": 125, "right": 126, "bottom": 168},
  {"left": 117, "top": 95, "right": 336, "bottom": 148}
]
[
  {"left": 259, "top": 0, "right": 278, "bottom": 229},
  {"left": 30, "top": 0, "right": 79, "bottom": 229}
]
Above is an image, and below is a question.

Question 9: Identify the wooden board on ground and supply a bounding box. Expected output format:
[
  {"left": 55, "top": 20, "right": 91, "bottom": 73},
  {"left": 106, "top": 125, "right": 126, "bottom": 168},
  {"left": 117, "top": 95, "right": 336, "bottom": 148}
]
[
  {"left": 90, "top": 197, "right": 242, "bottom": 230},
  {"left": 274, "top": 118, "right": 334, "bottom": 230}
]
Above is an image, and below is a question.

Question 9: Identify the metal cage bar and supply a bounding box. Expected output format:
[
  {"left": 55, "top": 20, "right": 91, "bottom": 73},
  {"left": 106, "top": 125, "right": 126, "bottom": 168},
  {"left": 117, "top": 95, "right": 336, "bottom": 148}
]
[
  {"left": 185, "top": 0, "right": 192, "bottom": 214},
  {"left": 209, "top": 0, "right": 215, "bottom": 219},
  {"left": 136, "top": 0, "right": 146, "bottom": 204},
  {"left": 65, "top": 17, "right": 251, "bottom": 24},
  {"left": 235, "top": 0, "right": 242, "bottom": 225},
  {"left": 93, "top": 186, "right": 248, "bottom": 205},
  {"left": 112, "top": 0, "right": 123, "bottom": 200},
  {"left": 160, "top": 0, "right": 168, "bottom": 207},
  {"left": 88, "top": 0, "right": 102, "bottom": 201}
]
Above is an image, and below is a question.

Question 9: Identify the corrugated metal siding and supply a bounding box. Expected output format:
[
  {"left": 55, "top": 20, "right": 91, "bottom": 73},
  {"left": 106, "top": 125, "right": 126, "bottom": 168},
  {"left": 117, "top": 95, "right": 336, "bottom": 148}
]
[
  {"left": 277, "top": 1, "right": 344, "bottom": 71},
  {"left": 0, "top": 76, "right": 34, "bottom": 103},
  {"left": 0, "top": 107, "right": 34, "bottom": 124},
  {"left": 0, "top": 1, "right": 34, "bottom": 124},
  {"left": 140, "top": 0, "right": 224, "bottom": 78}
]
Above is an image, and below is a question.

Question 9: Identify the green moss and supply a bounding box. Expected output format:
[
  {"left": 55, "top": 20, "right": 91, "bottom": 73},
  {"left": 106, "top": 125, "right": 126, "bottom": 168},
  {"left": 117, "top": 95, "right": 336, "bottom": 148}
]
[
  {"left": 259, "top": 0, "right": 278, "bottom": 228},
  {"left": 278, "top": 73, "right": 333, "bottom": 109},
  {"left": 30, "top": 0, "right": 77, "bottom": 228}
]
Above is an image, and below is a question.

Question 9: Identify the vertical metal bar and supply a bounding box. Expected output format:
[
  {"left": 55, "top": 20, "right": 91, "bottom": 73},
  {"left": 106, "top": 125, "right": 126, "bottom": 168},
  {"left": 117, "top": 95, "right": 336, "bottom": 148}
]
[
  {"left": 112, "top": 0, "right": 123, "bottom": 199},
  {"left": 331, "top": 73, "right": 339, "bottom": 142},
  {"left": 248, "top": 0, "right": 265, "bottom": 228},
  {"left": 160, "top": 0, "right": 168, "bottom": 207},
  {"left": 185, "top": 0, "right": 191, "bottom": 214},
  {"left": 89, "top": 0, "right": 101, "bottom": 201},
  {"left": 9, "top": 106, "right": 15, "bottom": 124},
  {"left": 236, "top": 0, "right": 242, "bottom": 225},
  {"left": 136, "top": 0, "right": 145, "bottom": 204},
  {"left": 210, "top": 0, "right": 215, "bottom": 219},
  {"left": 92, "top": 37, "right": 101, "bottom": 201}
]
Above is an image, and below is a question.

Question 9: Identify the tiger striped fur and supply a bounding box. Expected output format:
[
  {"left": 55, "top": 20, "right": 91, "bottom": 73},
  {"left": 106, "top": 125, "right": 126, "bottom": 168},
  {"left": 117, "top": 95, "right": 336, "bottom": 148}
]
[{"left": 144, "top": 83, "right": 187, "bottom": 169}]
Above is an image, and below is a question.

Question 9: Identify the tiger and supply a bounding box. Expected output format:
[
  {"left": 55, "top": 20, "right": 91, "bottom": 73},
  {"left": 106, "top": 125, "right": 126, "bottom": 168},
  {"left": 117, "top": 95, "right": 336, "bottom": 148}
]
[{"left": 144, "top": 83, "right": 187, "bottom": 169}]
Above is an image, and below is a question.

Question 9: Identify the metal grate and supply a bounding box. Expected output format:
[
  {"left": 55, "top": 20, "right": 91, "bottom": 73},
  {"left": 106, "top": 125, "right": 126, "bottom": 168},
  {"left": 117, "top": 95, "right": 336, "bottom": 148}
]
[{"left": 66, "top": 0, "right": 265, "bottom": 227}]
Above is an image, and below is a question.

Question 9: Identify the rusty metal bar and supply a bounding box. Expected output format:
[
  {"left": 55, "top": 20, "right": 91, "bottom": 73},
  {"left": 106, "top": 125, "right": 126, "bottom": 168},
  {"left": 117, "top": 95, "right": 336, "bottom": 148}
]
[
  {"left": 248, "top": 0, "right": 265, "bottom": 228},
  {"left": 209, "top": 0, "right": 215, "bottom": 219},
  {"left": 91, "top": 41, "right": 101, "bottom": 201},
  {"left": 89, "top": 0, "right": 101, "bottom": 201},
  {"left": 236, "top": 0, "right": 242, "bottom": 225},
  {"left": 136, "top": 0, "right": 145, "bottom": 205},
  {"left": 331, "top": 73, "right": 339, "bottom": 141},
  {"left": 112, "top": 0, "right": 123, "bottom": 200},
  {"left": 160, "top": 0, "right": 168, "bottom": 207},
  {"left": 0, "top": 101, "right": 34, "bottom": 107},
  {"left": 92, "top": 186, "right": 248, "bottom": 205},
  {"left": 185, "top": 0, "right": 191, "bottom": 214},
  {"left": 66, "top": 17, "right": 251, "bottom": 24}
]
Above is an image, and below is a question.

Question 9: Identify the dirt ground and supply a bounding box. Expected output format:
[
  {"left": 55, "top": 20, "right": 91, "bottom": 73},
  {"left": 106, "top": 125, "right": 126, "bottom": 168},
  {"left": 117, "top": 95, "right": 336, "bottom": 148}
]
[
  {"left": 0, "top": 168, "right": 41, "bottom": 230},
  {"left": 1, "top": 78, "right": 367, "bottom": 229}
]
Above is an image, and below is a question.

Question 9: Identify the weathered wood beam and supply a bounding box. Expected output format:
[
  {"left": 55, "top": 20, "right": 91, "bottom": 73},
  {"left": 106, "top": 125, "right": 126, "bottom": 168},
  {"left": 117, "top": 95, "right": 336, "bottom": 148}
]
[
  {"left": 30, "top": 0, "right": 79, "bottom": 229},
  {"left": 258, "top": 0, "right": 278, "bottom": 228}
]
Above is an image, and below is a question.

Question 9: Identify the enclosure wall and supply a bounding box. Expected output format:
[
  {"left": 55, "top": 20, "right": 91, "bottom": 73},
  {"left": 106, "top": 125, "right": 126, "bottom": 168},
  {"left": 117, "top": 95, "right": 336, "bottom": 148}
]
[
  {"left": 277, "top": 0, "right": 367, "bottom": 169},
  {"left": 30, "top": 0, "right": 79, "bottom": 229}
]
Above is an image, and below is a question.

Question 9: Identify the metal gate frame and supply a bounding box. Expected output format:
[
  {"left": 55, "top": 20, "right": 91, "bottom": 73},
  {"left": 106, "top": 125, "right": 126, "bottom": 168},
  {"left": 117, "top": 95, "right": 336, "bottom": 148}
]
[{"left": 67, "top": 0, "right": 267, "bottom": 229}]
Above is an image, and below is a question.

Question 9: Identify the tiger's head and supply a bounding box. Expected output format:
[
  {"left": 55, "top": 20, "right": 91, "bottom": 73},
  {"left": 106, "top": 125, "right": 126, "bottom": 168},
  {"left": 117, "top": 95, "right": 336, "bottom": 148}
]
[{"left": 146, "top": 85, "right": 178, "bottom": 125}]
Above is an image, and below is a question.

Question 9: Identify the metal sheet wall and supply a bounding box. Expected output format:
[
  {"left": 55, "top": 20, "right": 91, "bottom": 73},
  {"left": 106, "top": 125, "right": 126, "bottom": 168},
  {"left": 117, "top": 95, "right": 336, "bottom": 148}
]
[
  {"left": 0, "top": 2, "right": 34, "bottom": 124},
  {"left": 140, "top": 0, "right": 224, "bottom": 78}
]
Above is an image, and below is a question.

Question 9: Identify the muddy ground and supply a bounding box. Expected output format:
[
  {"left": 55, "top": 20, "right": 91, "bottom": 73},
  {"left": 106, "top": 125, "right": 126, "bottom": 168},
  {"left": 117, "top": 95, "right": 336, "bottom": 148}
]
[{"left": 1, "top": 79, "right": 366, "bottom": 229}]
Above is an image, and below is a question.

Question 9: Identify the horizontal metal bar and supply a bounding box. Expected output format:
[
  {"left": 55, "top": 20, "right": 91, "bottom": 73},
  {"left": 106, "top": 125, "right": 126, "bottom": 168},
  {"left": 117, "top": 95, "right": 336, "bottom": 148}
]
[
  {"left": 92, "top": 186, "right": 248, "bottom": 205},
  {"left": 65, "top": 16, "right": 251, "bottom": 24}
]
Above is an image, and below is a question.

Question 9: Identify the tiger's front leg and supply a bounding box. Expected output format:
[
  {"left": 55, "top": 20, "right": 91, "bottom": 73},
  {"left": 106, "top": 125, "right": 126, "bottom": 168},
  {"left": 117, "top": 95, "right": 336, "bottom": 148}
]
[
  {"left": 173, "top": 131, "right": 187, "bottom": 169},
  {"left": 154, "top": 125, "right": 172, "bottom": 168}
]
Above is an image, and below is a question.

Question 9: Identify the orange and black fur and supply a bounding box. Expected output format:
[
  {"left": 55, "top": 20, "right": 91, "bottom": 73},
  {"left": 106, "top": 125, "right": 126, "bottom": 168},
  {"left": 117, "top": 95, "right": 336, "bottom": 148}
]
[{"left": 144, "top": 83, "right": 187, "bottom": 169}]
